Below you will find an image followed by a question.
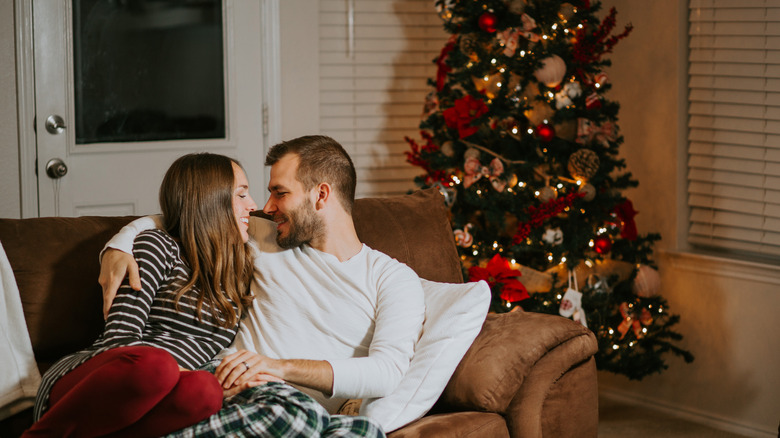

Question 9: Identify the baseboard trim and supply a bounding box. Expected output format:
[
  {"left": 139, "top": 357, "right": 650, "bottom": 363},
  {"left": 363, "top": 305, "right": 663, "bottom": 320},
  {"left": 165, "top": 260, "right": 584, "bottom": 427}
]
[{"left": 599, "top": 386, "right": 777, "bottom": 438}]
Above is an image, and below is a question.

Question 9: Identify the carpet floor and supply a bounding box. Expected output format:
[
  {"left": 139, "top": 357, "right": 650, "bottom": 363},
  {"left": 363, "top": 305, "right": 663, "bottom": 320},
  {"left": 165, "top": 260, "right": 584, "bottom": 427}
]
[{"left": 598, "top": 394, "right": 753, "bottom": 438}]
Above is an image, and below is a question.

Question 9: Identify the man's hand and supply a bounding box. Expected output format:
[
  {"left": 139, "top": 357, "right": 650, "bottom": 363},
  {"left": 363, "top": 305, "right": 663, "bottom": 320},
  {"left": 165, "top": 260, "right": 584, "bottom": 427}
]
[
  {"left": 98, "top": 248, "right": 140, "bottom": 319},
  {"left": 221, "top": 373, "right": 284, "bottom": 398}
]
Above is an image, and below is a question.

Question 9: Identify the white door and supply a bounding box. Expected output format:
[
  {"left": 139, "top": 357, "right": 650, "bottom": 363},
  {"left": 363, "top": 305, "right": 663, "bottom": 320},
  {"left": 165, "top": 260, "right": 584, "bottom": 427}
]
[{"left": 33, "top": 0, "right": 269, "bottom": 217}]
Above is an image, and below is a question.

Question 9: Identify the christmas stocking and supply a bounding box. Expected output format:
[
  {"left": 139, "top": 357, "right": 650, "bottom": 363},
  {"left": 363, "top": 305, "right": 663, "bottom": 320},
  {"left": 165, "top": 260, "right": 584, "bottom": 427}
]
[{"left": 559, "top": 271, "right": 588, "bottom": 327}]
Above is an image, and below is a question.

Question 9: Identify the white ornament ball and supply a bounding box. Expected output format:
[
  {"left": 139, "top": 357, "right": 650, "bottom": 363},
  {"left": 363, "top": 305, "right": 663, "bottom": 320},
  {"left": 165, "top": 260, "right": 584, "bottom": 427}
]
[
  {"left": 533, "top": 55, "right": 566, "bottom": 88},
  {"left": 632, "top": 265, "right": 661, "bottom": 298}
]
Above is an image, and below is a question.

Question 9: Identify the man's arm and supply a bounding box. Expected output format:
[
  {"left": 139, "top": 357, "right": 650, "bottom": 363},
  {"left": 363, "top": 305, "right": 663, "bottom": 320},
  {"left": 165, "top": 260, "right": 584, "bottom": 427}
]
[{"left": 98, "top": 215, "right": 162, "bottom": 318}]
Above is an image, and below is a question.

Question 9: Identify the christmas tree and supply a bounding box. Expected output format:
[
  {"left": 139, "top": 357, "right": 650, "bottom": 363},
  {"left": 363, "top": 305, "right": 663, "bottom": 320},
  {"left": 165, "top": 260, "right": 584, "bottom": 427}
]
[{"left": 406, "top": 0, "right": 693, "bottom": 379}]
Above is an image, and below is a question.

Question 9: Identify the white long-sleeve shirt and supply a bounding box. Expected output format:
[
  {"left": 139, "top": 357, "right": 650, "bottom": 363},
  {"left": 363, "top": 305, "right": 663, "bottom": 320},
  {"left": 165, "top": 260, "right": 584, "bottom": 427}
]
[{"left": 106, "top": 216, "right": 425, "bottom": 413}]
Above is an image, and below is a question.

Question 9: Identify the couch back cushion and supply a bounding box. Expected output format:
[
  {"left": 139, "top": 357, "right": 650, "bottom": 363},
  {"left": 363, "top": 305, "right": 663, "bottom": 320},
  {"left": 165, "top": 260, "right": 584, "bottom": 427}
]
[
  {"left": 0, "top": 188, "right": 461, "bottom": 370},
  {"left": 0, "top": 216, "right": 138, "bottom": 369}
]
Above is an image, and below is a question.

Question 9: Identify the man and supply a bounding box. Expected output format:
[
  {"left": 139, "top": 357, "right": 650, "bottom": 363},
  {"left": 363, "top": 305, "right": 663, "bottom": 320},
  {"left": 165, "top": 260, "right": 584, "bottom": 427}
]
[{"left": 100, "top": 135, "right": 425, "bottom": 435}]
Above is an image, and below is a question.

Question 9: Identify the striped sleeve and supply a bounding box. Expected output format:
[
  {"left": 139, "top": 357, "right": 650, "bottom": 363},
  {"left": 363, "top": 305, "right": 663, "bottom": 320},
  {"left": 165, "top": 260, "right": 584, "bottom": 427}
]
[{"left": 102, "top": 230, "right": 175, "bottom": 344}]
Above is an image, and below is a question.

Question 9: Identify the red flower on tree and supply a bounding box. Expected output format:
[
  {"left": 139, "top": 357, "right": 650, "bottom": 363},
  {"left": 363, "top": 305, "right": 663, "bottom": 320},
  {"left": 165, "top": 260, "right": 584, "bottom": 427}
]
[
  {"left": 468, "top": 254, "right": 530, "bottom": 302},
  {"left": 443, "top": 95, "right": 489, "bottom": 139},
  {"left": 613, "top": 199, "right": 638, "bottom": 241}
]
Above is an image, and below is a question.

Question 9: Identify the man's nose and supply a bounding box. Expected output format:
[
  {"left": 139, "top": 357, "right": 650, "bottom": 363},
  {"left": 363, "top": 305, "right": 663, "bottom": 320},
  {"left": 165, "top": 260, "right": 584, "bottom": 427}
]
[{"left": 262, "top": 197, "right": 275, "bottom": 215}]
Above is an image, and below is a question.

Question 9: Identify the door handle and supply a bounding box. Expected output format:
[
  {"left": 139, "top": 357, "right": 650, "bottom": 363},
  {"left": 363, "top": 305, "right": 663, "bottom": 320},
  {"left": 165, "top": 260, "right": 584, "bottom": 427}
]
[
  {"left": 45, "top": 115, "right": 66, "bottom": 134},
  {"left": 45, "top": 158, "right": 68, "bottom": 179}
]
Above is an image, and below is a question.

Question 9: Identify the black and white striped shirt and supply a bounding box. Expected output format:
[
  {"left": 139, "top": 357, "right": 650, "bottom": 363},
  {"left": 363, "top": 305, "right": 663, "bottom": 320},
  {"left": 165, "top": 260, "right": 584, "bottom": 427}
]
[{"left": 34, "top": 229, "right": 240, "bottom": 420}]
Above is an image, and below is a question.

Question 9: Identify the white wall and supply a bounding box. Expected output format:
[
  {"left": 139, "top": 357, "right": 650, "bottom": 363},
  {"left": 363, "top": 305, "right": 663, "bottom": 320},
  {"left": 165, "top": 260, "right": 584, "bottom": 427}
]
[
  {"left": 0, "top": 2, "right": 21, "bottom": 219},
  {"left": 600, "top": 1, "right": 779, "bottom": 436}
]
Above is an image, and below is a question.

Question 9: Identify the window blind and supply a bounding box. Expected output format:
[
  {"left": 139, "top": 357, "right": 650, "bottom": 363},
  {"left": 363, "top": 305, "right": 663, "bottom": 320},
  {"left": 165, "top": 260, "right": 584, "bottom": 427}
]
[
  {"left": 687, "top": 0, "right": 780, "bottom": 259},
  {"left": 319, "top": 0, "right": 447, "bottom": 197}
]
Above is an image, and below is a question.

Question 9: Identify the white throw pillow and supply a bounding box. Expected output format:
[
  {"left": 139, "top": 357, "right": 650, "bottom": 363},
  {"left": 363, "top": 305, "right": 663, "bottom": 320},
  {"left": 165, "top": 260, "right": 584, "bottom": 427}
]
[{"left": 360, "top": 279, "right": 490, "bottom": 432}]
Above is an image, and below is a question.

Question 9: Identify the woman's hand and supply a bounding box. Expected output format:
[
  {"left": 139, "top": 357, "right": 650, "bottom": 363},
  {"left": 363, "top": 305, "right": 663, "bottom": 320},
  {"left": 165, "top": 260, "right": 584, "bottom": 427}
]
[{"left": 215, "top": 350, "right": 284, "bottom": 390}]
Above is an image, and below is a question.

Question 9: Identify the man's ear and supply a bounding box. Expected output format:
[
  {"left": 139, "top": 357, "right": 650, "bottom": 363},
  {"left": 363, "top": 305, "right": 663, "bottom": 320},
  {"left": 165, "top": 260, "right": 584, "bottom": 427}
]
[{"left": 314, "top": 182, "right": 331, "bottom": 210}]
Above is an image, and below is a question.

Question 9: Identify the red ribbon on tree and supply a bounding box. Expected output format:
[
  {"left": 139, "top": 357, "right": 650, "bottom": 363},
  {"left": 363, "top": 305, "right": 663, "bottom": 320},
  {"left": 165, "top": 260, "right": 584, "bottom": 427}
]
[{"left": 513, "top": 192, "right": 586, "bottom": 244}]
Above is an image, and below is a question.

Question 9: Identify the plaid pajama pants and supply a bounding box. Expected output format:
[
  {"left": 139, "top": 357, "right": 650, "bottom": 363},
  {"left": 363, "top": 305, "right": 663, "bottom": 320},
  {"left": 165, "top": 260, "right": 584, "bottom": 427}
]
[{"left": 163, "top": 362, "right": 385, "bottom": 438}]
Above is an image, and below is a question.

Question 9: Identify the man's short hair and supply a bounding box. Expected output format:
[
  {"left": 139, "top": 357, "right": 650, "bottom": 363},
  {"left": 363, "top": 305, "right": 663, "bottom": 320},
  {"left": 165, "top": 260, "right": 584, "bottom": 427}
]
[{"left": 266, "top": 135, "right": 357, "bottom": 212}]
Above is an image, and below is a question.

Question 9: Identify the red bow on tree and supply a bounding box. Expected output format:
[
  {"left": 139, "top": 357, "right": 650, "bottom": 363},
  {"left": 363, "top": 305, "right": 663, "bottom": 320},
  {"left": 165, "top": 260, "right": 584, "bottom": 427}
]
[{"left": 468, "top": 254, "right": 529, "bottom": 302}]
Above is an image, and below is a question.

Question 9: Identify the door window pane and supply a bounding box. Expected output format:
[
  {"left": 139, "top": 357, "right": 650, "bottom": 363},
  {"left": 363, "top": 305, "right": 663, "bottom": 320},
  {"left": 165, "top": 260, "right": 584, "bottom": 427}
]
[{"left": 72, "top": 0, "right": 225, "bottom": 144}]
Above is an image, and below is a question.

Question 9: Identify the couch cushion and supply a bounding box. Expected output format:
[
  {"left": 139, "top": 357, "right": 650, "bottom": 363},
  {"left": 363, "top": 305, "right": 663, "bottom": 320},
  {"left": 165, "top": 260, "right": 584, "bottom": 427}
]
[
  {"left": 0, "top": 216, "right": 138, "bottom": 370},
  {"left": 352, "top": 188, "right": 462, "bottom": 283}
]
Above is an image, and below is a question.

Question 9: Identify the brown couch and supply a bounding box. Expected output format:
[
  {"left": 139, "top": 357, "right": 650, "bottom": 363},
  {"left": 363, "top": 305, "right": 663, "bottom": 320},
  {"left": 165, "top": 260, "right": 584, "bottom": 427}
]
[{"left": 0, "top": 188, "right": 598, "bottom": 437}]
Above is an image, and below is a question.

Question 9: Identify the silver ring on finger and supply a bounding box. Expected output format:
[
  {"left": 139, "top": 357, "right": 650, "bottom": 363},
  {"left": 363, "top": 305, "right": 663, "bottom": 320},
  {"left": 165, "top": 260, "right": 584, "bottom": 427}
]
[{"left": 242, "top": 361, "right": 250, "bottom": 371}]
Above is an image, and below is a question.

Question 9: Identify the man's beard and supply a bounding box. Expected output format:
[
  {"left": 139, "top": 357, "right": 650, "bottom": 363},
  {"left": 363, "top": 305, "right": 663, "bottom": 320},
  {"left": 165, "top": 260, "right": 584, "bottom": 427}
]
[{"left": 276, "top": 199, "right": 325, "bottom": 249}]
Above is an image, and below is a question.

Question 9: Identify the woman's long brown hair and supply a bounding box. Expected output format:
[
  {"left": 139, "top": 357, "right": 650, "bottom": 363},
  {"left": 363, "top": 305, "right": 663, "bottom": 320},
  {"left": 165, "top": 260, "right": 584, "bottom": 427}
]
[{"left": 159, "top": 153, "right": 254, "bottom": 328}]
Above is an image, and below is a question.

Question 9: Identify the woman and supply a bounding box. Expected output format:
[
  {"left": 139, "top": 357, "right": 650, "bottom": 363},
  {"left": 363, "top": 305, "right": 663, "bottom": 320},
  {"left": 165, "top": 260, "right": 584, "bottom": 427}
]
[{"left": 23, "top": 153, "right": 257, "bottom": 437}]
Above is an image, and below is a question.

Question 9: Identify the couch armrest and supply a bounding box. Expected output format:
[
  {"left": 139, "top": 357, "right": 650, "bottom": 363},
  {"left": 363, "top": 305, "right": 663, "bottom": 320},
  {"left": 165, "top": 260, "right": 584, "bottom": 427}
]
[{"left": 439, "top": 310, "right": 597, "bottom": 414}]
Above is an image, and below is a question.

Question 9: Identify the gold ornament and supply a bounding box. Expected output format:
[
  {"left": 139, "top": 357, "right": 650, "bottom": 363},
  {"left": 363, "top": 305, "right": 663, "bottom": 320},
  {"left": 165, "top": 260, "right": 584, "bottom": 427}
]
[
  {"left": 441, "top": 141, "right": 455, "bottom": 157},
  {"left": 554, "top": 119, "right": 577, "bottom": 141},
  {"left": 579, "top": 183, "right": 596, "bottom": 201},
  {"left": 537, "top": 186, "right": 557, "bottom": 202},
  {"left": 558, "top": 3, "right": 577, "bottom": 21},
  {"left": 506, "top": 0, "right": 527, "bottom": 15},
  {"left": 567, "top": 149, "right": 600, "bottom": 181}
]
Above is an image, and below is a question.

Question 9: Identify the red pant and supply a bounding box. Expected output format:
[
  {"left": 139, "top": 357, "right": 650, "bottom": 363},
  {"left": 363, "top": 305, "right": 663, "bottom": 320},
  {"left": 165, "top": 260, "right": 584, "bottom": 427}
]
[{"left": 23, "top": 346, "right": 222, "bottom": 438}]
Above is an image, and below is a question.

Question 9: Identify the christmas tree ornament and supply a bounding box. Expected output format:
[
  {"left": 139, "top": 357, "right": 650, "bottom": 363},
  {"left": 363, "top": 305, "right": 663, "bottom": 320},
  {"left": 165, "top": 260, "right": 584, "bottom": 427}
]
[
  {"left": 585, "top": 93, "right": 602, "bottom": 110},
  {"left": 505, "top": 0, "right": 526, "bottom": 15},
  {"left": 422, "top": 91, "right": 439, "bottom": 118},
  {"left": 536, "top": 123, "right": 556, "bottom": 142},
  {"left": 453, "top": 224, "right": 474, "bottom": 248},
  {"left": 632, "top": 264, "right": 661, "bottom": 298},
  {"left": 435, "top": 0, "right": 455, "bottom": 22},
  {"left": 559, "top": 271, "right": 587, "bottom": 327},
  {"left": 579, "top": 182, "right": 596, "bottom": 201},
  {"left": 432, "top": 181, "right": 457, "bottom": 208},
  {"left": 558, "top": 3, "right": 577, "bottom": 21},
  {"left": 542, "top": 227, "right": 564, "bottom": 245},
  {"left": 520, "top": 13, "right": 541, "bottom": 42},
  {"left": 593, "top": 235, "right": 612, "bottom": 254},
  {"left": 478, "top": 11, "right": 498, "bottom": 33},
  {"left": 586, "top": 274, "right": 612, "bottom": 294},
  {"left": 567, "top": 148, "right": 600, "bottom": 180},
  {"left": 459, "top": 34, "right": 480, "bottom": 60},
  {"left": 554, "top": 119, "right": 578, "bottom": 141},
  {"left": 533, "top": 55, "right": 566, "bottom": 88},
  {"left": 498, "top": 28, "right": 521, "bottom": 57},
  {"left": 554, "top": 81, "right": 582, "bottom": 109},
  {"left": 537, "top": 185, "right": 558, "bottom": 202},
  {"left": 441, "top": 141, "right": 455, "bottom": 157}
]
